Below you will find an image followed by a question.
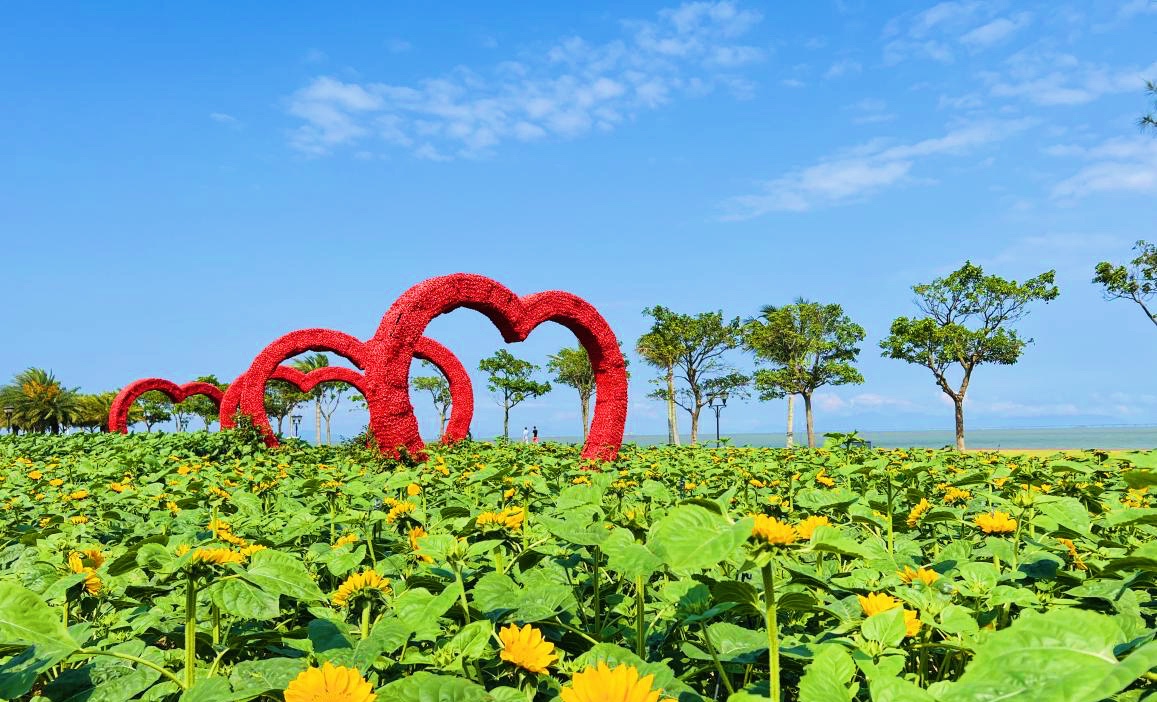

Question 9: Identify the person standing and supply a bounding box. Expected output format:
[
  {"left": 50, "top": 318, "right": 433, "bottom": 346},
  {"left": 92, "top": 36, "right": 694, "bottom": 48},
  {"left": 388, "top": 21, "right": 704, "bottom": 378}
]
[
  {"left": 532, "top": 426, "right": 539, "bottom": 443},
  {"left": 522, "top": 426, "right": 529, "bottom": 443}
]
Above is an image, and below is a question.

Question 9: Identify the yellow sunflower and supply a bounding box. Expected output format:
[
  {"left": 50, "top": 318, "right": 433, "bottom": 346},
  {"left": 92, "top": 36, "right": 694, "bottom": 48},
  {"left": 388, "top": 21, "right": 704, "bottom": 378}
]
[
  {"left": 332, "top": 569, "right": 390, "bottom": 607},
  {"left": 751, "top": 515, "right": 797, "bottom": 546},
  {"left": 795, "top": 515, "right": 830, "bottom": 540},
  {"left": 906, "top": 498, "right": 932, "bottom": 528},
  {"left": 857, "top": 592, "right": 921, "bottom": 637},
  {"left": 499, "top": 623, "right": 557, "bottom": 673},
  {"left": 476, "top": 507, "right": 525, "bottom": 531},
  {"left": 561, "top": 662, "right": 666, "bottom": 702},
  {"left": 897, "top": 566, "right": 939, "bottom": 586},
  {"left": 284, "top": 662, "right": 376, "bottom": 702},
  {"left": 190, "top": 547, "right": 245, "bottom": 566},
  {"left": 975, "top": 511, "right": 1017, "bottom": 535}
]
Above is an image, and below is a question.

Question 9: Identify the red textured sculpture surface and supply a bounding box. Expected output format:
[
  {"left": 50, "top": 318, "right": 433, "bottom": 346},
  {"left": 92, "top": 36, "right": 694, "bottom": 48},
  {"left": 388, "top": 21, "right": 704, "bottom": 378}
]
[
  {"left": 109, "top": 273, "right": 626, "bottom": 461},
  {"left": 365, "top": 273, "right": 628, "bottom": 461},
  {"left": 230, "top": 329, "right": 474, "bottom": 447},
  {"left": 109, "top": 379, "right": 224, "bottom": 434}
]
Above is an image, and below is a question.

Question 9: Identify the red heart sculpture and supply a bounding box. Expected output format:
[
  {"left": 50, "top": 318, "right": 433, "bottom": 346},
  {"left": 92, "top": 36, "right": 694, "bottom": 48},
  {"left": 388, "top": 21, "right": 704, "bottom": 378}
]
[
  {"left": 218, "top": 364, "right": 368, "bottom": 430},
  {"left": 365, "top": 273, "right": 628, "bottom": 461},
  {"left": 230, "top": 328, "right": 474, "bottom": 447},
  {"left": 109, "top": 379, "right": 224, "bottom": 434}
]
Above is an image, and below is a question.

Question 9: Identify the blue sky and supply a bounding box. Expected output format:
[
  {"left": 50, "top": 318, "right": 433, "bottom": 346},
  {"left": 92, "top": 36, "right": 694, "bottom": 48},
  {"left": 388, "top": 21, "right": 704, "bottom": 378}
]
[{"left": 2, "top": 1, "right": 1156, "bottom": 441}]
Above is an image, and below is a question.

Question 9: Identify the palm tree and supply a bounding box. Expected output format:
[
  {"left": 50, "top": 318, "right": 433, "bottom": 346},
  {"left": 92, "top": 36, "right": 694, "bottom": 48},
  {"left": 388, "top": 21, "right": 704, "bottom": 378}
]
[
  {"left": 0, "top": 368, "right": 79, "bottom": 433},
  {"left": 73, "top": 391, "right": 123, "bottom": 432},
  {"left": 291, "top": 353, "right": 329, "bottom": 444}
]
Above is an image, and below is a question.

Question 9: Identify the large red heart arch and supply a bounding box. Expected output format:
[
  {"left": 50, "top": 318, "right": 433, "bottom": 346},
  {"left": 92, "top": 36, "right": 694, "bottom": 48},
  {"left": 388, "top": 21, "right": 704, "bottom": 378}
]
[
  {"left": 365, "top": 273, "right": 628, "bottom": 461},
  {"left": 109, "top": 379, "right": 224, "bottom": 434},
  {"left": 229, "top": 329, "right": 474, "bottom": 447}
]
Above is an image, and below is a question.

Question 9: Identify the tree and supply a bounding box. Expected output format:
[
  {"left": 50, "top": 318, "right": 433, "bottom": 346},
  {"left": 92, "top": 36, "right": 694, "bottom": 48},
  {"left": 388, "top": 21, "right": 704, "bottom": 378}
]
[
  {"left": 73, "top": 392, "right": 122, "bottom": 432},
  {"left": 264, "top": 380, "right": 304, "bottom": 436},
  {"left": 642, "top": 307, "right": 748, "bottom": 444},
  {"left": 880, "top": 261, "right": 1058, "bottom": 451},
  {"left": 547, "top": 346, "right": 595, "bottom": 440},
  {"left": 637, "top": 311, "right": 683, "bottom": 446},
  {"left": 292, "top": 353, "right": 329, "bottom": 444},
  {"left": 177, "top": 375, "right": 227, "bottom": 431},
  {"left": 0, "top": 368, "right": 78, "bottom": 433},
  {"left": 138, "top": 391, "right": 172, "bottom": 432},
  {"left": 745, "top": 299, "right": 866, "bottom": 448},
  {"left": 1141, "top": 80, "right": 1156, "bottom": 132},
  {"left": 1093, "top": 240, "right": 1157, "bottom": 330},
  {"left": 412, "top": 361, "right": 452, "bottom": 439},
  {"left": 478, "top": 349, "right": 551, "bottom": 439}
]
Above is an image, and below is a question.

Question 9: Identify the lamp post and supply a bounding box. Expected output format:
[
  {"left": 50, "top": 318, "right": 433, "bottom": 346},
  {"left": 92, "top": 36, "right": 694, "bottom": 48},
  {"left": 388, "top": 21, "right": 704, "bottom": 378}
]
[
  {"left": 3, "top": 406, "right": 13, "bottom": 435},
  {"left": 708, "top": 392, "right": 728, "bottom": 445},
  {"left": 291, "top": 414, "right": 302, "bottom": 438}
]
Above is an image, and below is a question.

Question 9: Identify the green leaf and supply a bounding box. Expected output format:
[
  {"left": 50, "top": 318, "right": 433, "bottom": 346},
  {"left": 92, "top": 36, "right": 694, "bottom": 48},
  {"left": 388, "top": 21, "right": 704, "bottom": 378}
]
[
  {"left": 244, "top": 550, "right": 325, "bottom": 602},
  {"left": 0, "top": 582, "right": 79, "bottom": 698},
  {"left": 179, "top": 677, "right": 232, "bottom": 702},
  {"left": 646, "top": 506, "right": 752, "bottom": 572},
  {"left": 228, "top": 658, "right": 308, "bottom": 699},
  {"left": 938, "top": 608, "right": 1157, "bottom": 702},
  {"left": 39, "top": 642, "right": 165, "bottom": 702},
  {"left": 207, "top": 579, "right": 281, "bottom": 620},
  {"left": 869, "top": 676, "right": 938, "bottom": 702},
  {"left": 808, "top": 525, "right": 870, "bottom": 559},
  {"left": 684, "top": 622, "right": 766, "bottom": 664},
  {"left": 601, "top": 527, "right": 663, "bottom": 580},
  {"left": 798, "top": 645, "right": 856, "bottom": 702},
  {"left": 394, "top": 587, "right": 459, "bottom": 641},
  {"left": 354, "top": 619, "right": 411, "bottom": 671},
  {"left": 380, "top": 672, "right": 490, "bottom": 702},
  {"left": 861, "top": 607, "right": 905, "bottom": 648}
]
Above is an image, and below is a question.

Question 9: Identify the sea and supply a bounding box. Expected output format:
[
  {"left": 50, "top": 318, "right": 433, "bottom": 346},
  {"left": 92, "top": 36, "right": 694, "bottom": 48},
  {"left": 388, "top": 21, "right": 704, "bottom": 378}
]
[{"left": 585, "top": 426, "right": 1157, "bottom": 450}]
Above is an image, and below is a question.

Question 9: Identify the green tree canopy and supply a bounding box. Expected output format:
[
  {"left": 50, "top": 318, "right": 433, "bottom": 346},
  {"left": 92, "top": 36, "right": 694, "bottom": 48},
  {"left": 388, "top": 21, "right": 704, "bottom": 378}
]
[
  {"left": 1093, "top": 240, "right": 1157, "bottom": 329},
  {"left": 641, "top": 306, "right": 748, "bottom": 445},
  {"left": 546, "top": 345, "right": 627, "bottom": 441},
  {"left": 137, "top": 390, "right": 172, "bottom": 432},
  {"left": 411, "top": 360, "right": 452, "bottom": 439},
  {"left": 264, "top": 379, "right": 305, "bottom": 437},
  {"left": 0, "top": 368, "right": 78, "bottom": 434},
  {"left": 880, "top": 261, "right": 1058, "bottom": 451},
  {"left": 478, "top": 349, "right": 551, "bottom": 440},
  {"left": 176, "top": 375, "right": 227, "bottom": 431},
  {"left": 637, "top": 311, "right": 684, "bottom": 446},
  {"left": 73, "top": 391, "right": 121, "bottom": 432},
  {"left": 745, "top": 299, "right": 865, "bottom": 448},
  {"left": 1141, "top": 79, "right": 1156, "bottom": 131}
]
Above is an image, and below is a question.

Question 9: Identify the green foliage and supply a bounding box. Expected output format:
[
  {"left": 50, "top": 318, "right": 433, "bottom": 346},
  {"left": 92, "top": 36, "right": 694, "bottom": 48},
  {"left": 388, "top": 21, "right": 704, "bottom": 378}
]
[
  {"left": 477, "top": 349, "right": 551, "bottom": 438},
  {"left": 1093, "top": 239, "right": 1157, "bottom": 329},
  {"left": 412, "top": 361, "right": 452, "bottom": 437},
  {"left": 0, "top": 433, "right": 1155, "bottom": 700},
  {"left": 639, "top": 306, "right": 748, "bottom": 444},
  {"left": 880, "top": 261, "right": 1058, "bottom": 449},
  {"left": 176, "top": 375, "right": 227, "bottom": 431},
  {"left": 0, "top": 367, "right": 79, "bottom": 434},
  {"left": 1141, "top": 79, "right": 1156, "bottom": 131}
]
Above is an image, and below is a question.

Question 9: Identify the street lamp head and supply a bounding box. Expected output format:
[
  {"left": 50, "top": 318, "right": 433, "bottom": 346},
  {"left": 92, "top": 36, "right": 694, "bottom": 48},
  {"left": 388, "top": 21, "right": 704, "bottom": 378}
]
[
  {"left": 720, "top": 393, "right": 728, "bottom": 408},
  {"left": 291, "top": 414, "right": 302, "bottom": 423},
  {"left": 3, "top": 406, "right": 12, "bottom": 417}
]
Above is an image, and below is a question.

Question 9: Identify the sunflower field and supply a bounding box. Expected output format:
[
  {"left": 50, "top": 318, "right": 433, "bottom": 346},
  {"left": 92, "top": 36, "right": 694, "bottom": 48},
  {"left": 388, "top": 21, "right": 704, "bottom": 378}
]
[{"left": 1, "top": 432, "right": 1156, "bottom": 702}]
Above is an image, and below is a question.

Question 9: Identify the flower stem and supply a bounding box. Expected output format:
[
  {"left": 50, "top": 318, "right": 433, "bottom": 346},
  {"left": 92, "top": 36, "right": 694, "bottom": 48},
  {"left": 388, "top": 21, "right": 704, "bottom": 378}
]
[
  {"left": 454, "top": 567, "right": 471, "bottom": 625},
  {"left": 761, "top": 560, "right": 781, "bottom": 702},
  {"left": 360, "top": 600, "right": 372, "bottom": 640},
  {"left": 76, "top": 649, "right": 186, "bottom": 690},
  {"left": 699, "top": 621, "right": 736, "bottom": 695},
  {"left": 184, "top": 572, "right": 197, "bottom": 689},
  {"left": 635, "top": 575, "right": 646, "bottom": 659},
  {"left": 211, "top": 604, "right": 220, "bottom": 645}
]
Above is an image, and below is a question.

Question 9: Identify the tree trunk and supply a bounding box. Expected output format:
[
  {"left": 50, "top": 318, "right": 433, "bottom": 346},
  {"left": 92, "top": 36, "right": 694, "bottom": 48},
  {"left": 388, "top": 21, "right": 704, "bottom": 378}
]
[
  {"left": 438, "top": 411, "right": 446, "bottom": 440},
  {"left": 665, "top": 366, "right": 680, "bottom": 446},
  {"left": 314, "top": 397, "right": 322, "bottom": 445},
  {"left": 580, "top": 395, "right": 590, "bottom": 441},
  {"left": 325, "top": 415, "right": 332, "bottom": 445},
  {"left": 954, "top": 396, "right": 966, "bottom": 451},
  {"left": 275, "top": 416, "right": 284, "bottom": 434},
  {"left": 785, "top": 395, "right": 794, "bottom": 449},
  {"left": 503, "top": 404, "right": 510, "bottom": 439},
  {"left": 689, "top": 407, "right": 700, "bottom": 445},
  {"left": 804, "top": 392, "right": 815, "bottom": 448}
]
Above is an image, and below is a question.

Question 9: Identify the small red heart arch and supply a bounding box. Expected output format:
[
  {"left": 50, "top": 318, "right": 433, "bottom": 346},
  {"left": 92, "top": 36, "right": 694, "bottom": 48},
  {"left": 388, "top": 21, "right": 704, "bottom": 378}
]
[
  {"left": 227, "top": 328, "right": 475, "bottom": 447},
  {"left": 365, "top": 273, "right": 628, "bottom": 461},
  {"left": 109, "top": 379, "right": 224, "bottom": 434},
  {"left": 217, "top": 363, "right": 369, "bottom": 432}
]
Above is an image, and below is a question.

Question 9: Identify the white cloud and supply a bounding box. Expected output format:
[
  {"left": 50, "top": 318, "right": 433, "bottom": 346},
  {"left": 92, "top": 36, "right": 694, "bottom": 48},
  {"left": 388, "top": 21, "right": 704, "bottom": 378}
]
[
  {"left": 960, "top": 12, "right": 1031, "bottom": 49},
  {"left": 286, "top": 1, "right": 766, "bottom": 158},
  {"left": 1050, "top": 138, "right": 1157, "bottom": 200},
  {"left": 815, "top": 392, "right": 920, "bottom": 413},
  {"left": 824, "top": 59, "right": 862, "bottom": 79},
  {"left": 846, "top": 98, "right": 895, "bottom": 124},
  {"left": 385, "top": 38, "right": 412, "bottom": 53},
  {"left": 722, "top": 118, "right": 1031, "bottom": 217},
  {"left": 981, "top": 51, "right": 1157, "bottom": 106},
  {"left": 209, "top": 112, "right": 240, "bottom": 126}
]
